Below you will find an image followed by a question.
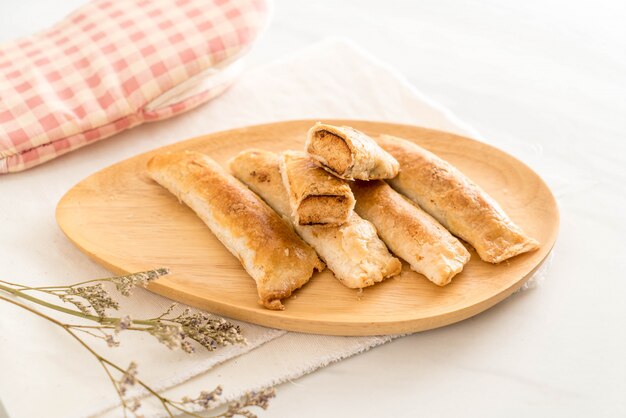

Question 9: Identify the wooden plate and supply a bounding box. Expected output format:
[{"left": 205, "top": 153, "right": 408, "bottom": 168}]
[{"left": 56, "top": 120, "right": 559, "bottom": 336}]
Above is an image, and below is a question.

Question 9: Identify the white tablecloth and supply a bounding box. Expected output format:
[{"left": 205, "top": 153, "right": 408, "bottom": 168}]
[{"left": 2, "top": 1, "right": 625, "bottom": 417}]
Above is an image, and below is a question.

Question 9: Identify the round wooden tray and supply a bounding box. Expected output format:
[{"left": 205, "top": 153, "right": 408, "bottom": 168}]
[{"left": 56, "top": 120, "right": 559, "bottom": 336}]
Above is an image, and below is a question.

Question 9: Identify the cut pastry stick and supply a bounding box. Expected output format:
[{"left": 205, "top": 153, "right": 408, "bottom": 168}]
[
  {"left": 351, "top": 180, "right": 470, "bottom": 286},
  {"left": 306, "top": 122, "right": 399, "bottom": 180},
  {"left": 230, "top": 149, "right": 402, "bottom": 289},
  {"left": 377, "top": 135, "right": 540, "bottom": 263},
  {"left": 280, "top": 150, "right": 355, "bottom": 226},
  {"left": 147, "top": 151, "right": 324, "bottom": 310}
]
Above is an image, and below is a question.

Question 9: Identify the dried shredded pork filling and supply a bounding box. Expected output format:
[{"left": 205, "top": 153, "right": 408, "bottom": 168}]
[
  {"left": 298, "top": 195, "right": 350, "bottom": 224},
  {"left": 310, "top": 130, "right": 353, "bottom": 174}
]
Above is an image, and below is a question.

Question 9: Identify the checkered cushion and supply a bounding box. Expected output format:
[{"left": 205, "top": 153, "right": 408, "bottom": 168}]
[{"left": 0, "top": 0, "right": 269, "bottom": 173}]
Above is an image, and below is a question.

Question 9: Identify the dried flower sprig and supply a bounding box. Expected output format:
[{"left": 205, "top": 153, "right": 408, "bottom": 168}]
[
  {"left": 0, "top": 268, "right": 245, "bottom": 352},
  {"left": 178, "top": 386, "right": 276, "bottom": 417},
  {"left": 0, "top": 269, "right": 274, "bottom": 418}
]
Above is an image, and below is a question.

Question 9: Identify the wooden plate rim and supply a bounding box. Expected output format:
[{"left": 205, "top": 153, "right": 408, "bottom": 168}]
[{"left": 56, "top": 119, "right": 559, "bottom": 336}]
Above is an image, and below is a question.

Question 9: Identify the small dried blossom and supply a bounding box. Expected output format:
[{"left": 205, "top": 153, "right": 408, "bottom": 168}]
[
  {"left": 63, "top": 298, "right": 90, "bottom": 316},
  {"left": 148, "top": 322, "right": 185, "bottom": 350},
  {"left": 115, "top": 315, "right": 132, "bottom": 333},
  {"left": 182, "top": 386, "right": 223, "bottom": 409},
  {"left": 223, "top": 388, "right": 276, "bottom": 418},
  {"left": 173, "top": 308, "right": 245, "bottom": 351},
  {"left": 110, "top": 268, "right": 170, "bottom": 297},
  {"left": 105, "top": 333, "right": 120, "bottom": 348},
  {"left": 180, "top": 339, "right": 194, "bottom": 354},
  {"left": 118, "top": 362, "right": 138, "bottom": 396},
  {"left": 62, "top": 284, "right": 119, "bottom": 316}
]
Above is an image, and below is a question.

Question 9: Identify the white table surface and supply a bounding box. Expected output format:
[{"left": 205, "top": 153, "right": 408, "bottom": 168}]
[{"left": 1, "top": 1, "right": 625, "bottom": 417}]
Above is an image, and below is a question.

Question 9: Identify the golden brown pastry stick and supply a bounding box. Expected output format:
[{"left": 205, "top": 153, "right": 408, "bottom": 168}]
[
  {"left": 351, "top": 180, "right": 470, "bottom": 286},
  {"left": 306, "top": 123, "right": 399, "bottom": 180},
  {"left": 230, "top": 149, "right": 402, "bottom": 289},
  {"left": 280, "top": 150, "right": 355, "bottom": 226},
  {"left": 147, "top": 151, "right": 324, "bottom": 310},
  {"left": 377, "top": 134, "right": 540, "bottom": 263}
]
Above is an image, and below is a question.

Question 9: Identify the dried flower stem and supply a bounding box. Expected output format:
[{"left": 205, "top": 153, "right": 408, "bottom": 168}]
[
  {"left": 0, "top": 282, "right": 166, "bottom": 328},
  {"left": 0, "top": 270, "right": 274, "bottom": 417},
  {"left": 0, "top": 281, "right": 99, "bottom": 320},
  {"left": 0, "top": 271, "right": 245, "bottom": 352},
  {"left": 0, "top": 295, "right": 175, "bottom": 417}
]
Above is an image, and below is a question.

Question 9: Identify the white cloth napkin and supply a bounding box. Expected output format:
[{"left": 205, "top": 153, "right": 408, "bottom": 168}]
[{"left": 0, "top": 39, "right": 546, "bottom": 418}]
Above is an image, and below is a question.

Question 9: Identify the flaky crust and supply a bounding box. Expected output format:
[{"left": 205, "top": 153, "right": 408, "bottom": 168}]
[
  {"left": 280, "top": 150, "right": 355, "bottom": 226},
  {"left": 377, "top": 134, "right": 539, "bottom": 263},
  {"left": 306, "top": 123, "right": 400, "bottom": 180},
  {"left": 147, "top": 151, "right": 324, "bottom": 310},
  {"left": 351, "top": 180, "right": 470, "bottom": 286},
  {"left": 230, "top": 149, "right": 402, "bottom": 288}
]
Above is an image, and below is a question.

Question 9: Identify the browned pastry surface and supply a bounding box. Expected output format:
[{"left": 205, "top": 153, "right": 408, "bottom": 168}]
[
  {"left": 377, "top": 134, "right": 539, "bottom": 263},
  {"left": 306, "top": 122, "right": 399, "bottom": 180},
  {"left": 147, "top": 150, "right": 324, "bottom": 309},
  {"left": 280, "top": 150, "right": 355, "bottom": 226},
  {"left": 351, "top": 179, "right": 470, "bottom": 286},
  {"left": 230, "top": 149, "right": 401, "bottom": 288}
]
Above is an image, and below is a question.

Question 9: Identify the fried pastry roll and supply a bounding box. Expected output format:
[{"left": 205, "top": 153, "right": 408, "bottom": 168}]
[
  {"left": 230, "top": 149, "right": 402, "bottom": 289},
  {"left": 377, "top": 134, "right": 539, "bottom": 263},
  {"left": 351, "top": 180, "right": 470, "bottom": 286},
  {"left": 147, "top": 151, "right": 324, "bottom": 310},
  {"left": 306, "top": 122, "right": 399, "bottom": 180},
  {"left": 280, "top": 150, "right": 355, "bottom": 226}
]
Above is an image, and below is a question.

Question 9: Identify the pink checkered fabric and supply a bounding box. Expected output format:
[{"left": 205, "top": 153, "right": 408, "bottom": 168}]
[{"left": 0, "top": 0, "right": 268, "bottom": 173}]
